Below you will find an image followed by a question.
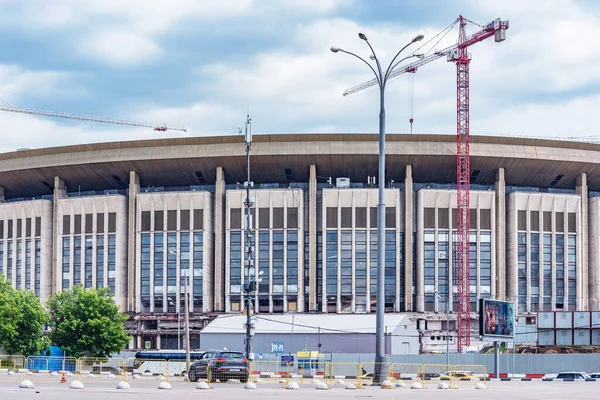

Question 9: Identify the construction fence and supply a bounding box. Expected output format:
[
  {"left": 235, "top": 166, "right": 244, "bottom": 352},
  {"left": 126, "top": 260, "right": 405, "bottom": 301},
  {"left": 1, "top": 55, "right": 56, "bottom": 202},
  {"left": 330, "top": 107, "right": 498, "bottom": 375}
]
[{"left": 0, "top": 355, "right": 486, "bottom": 388}]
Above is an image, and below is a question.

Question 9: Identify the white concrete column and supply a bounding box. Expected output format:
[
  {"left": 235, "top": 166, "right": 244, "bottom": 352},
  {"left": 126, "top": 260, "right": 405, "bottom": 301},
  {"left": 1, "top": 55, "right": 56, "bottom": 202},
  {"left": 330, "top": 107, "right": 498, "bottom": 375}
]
[
  {"left": 52, "top": 176, "right": 66, "bottom": 294},
  {"left": 506, "top": 193, "right": 517, "bottom": 303},
  {"left": 128, "top": 171, "right": 139, "bottom": 313},
  {"left": 309, "top": 165, "right": 318, "bottom": 311},
  {"left": 156, "top": 334, "right": 161, "bottom": 350},
  {"left": 415, "top": 189, "right": 424, "bottom": 312},
  {"left": 577, "top": 173, "right": 588, "bottom": 310},
  {"left": 590, "top": 197, "right": 599, "bottom": 310},
  {"left": 213, "top": 167, "right": 226, "bottom": 311},
  {"left": 495, "top": 168, "right": 506, "bottom": 301},
  {"left": 404, "top": 165, "right": 414, "bottom": 311}
]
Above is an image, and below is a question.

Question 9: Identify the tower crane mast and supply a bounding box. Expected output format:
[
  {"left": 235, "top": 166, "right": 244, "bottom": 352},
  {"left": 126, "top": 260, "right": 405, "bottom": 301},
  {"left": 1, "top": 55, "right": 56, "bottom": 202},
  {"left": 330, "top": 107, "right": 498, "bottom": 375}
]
[
  {"left": 343, "top": 15, "right": 508, "bottom": 353},
  {"left": 0, "top": 104, "right": 187, "bottom": 132}
]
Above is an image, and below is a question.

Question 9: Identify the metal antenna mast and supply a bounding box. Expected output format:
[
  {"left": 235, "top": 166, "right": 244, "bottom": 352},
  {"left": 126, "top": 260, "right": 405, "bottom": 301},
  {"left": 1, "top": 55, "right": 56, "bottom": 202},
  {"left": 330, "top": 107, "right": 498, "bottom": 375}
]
[{"left": 243, "top": 114, "right": 255, "bottom": 361}]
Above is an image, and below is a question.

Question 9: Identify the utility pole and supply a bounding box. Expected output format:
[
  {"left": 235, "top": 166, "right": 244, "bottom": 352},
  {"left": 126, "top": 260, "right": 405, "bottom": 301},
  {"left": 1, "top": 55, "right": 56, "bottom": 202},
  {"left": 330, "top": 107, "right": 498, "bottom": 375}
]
[
  {"left": 243, "top": 114, "right": 255, "bottom": 361},
  {"left": 184, "top": 274, "right": 191, "bottom": 375}
]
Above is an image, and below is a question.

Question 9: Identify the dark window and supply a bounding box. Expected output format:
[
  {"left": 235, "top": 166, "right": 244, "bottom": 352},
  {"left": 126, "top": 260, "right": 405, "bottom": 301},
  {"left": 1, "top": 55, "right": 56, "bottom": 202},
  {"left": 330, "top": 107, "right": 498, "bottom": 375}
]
[
  {"left": 16, "top": 219, "right": 22, "bottom": 238},
  {"left": 194, "top": 209, "right": 203, "bottom": 230},
  {"left": 480, "top": 209, "right": 491, "bottom": 230},
  {"left": 326, "top": 207, "right": 338, "bottom": 228},
  {"left": 7, "top": 220, "right": 12, "bottom": 238},
  {"left": 85, "top": 214, "right": 93, "bottom": 234},
  {"left": 355, "top": 207, "right": 367, "bottom": 228},
  {"left": 35, "top": 217, "right": 40, "bottom": 237},
  {"left": 180, "top": 210, "right": 190, "bottom": 230},
  {"left": 452, "top": 208, "right": 457, "bottom": 229},
  {"left": 230, "top": 208, "right": 241, "bottom": 229},
  {"left": 97, "top": 213, "right": 105, "bottom": 233},
  {"left": 26, "top": 218, "right": 31, "bottom": 237},
  {"left": 0, "top": 220, "right": 3, "bottom": 239},
  {"left": 370, "top": 207, "right": 377, "bottom": 228},
  {"left": 63, "top": 216, "right": 70, "bottom": 235},
  {"left": 543, "top": 211, "right": 552, "bottom": 231},
  {"left": 154, "top": 211, "right": 164, "bottom": 231},
  {"left": 74, "top": 214, "right": 82, "bottom": 234},
  {"left": 259, "top": 208, "right": 270, "bottom": 228},
  {"left": 518, "top": 210, "right": 526, "bottom": 231},
  {"left": 287, "top": 208, "right": 298, "bottom": 229},
  {"left": 556, "top": 212, "right": 564, "bottom": 233},
  {"left": 385, "top": 207, "right": 396, "bottom": 228},
  {"left": 568, "top": 213, "right": 576, "bottom": 233},
  {"left": 141, "top": 211, "right": 150, "bottom": 232},
  {"left": 273, "top": 208, "right": 284, "bottom": 229},
  {"left": 167, "top": 210, "right": 177, "bottom": 231},
  {"left": 531, "top": 211, "right": 539, "bottom": 231},
  {"left": 424, "top": 208, "right": 435, "bottom": 229},
  {"left": 341, "top": 207, "right": 352, "bottom": 228},
  {"left": 470, "top": 209, "right": 477, "bottom": 229},
  {"left": 108, "top": 212, "right": 117, "bottom": 233},
  {"left": 438, "top": 208, "right": 449, "bottom": 229}
]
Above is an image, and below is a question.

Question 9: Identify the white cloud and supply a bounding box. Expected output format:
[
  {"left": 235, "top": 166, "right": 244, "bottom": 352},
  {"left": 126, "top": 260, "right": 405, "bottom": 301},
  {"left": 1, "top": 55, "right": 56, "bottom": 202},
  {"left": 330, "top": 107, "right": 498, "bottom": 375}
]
[{"left": 78, "top": 30, "right": 161, "bottom": 67}]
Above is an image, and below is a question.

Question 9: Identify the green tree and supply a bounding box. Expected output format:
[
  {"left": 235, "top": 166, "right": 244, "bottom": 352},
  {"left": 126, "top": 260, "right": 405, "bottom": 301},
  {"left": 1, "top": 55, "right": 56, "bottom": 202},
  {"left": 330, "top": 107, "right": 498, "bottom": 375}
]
[
  {"left": 48, "top": 286, "right": 129, "bottom": 358},
  {"left": 0, "top": 275, "right": 50, "bottom": 355}
]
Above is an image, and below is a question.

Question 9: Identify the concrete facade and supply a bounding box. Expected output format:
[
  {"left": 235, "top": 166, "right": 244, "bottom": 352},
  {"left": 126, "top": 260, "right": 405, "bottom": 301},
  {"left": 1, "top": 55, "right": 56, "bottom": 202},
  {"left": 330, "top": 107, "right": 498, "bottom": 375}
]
[{"left": 0, "top": 134, "right": 599, "bottom": 349}]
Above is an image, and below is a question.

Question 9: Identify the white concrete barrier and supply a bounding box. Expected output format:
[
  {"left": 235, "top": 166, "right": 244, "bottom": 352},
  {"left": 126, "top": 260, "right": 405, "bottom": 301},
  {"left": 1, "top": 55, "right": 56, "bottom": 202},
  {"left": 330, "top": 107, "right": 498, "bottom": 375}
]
[
  {"left": 19, "top": 380, "right": 34, "bottom": 389},
  {"left": 69, "top": 380, "right": 84, "bottom": 389},
  {"left": 157, "top": 381, "right": 172, "bottom": 390},
  {"left": 245, "top": 382, "right": 258, "bottom": 390},
  {"left": 116, "top": 381, "right": 131, "bottom": 390},
  {"left": 196, "top": 381, "right": 210, "bottom": 390}
]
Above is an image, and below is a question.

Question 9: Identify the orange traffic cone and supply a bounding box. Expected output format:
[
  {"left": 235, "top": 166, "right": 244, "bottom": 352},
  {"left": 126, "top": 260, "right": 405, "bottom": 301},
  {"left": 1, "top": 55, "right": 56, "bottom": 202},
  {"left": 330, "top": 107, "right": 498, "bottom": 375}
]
[{"left": 60, "top": 372, "right": 67, "bottom": 383}]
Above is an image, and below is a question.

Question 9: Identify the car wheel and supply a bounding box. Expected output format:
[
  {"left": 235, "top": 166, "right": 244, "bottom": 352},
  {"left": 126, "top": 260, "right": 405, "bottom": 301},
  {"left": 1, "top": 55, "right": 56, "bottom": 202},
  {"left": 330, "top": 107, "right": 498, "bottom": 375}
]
[
  {"left": 144, "top": 370, "right": 151, "bottom": 374},
  {"left": 181, "top": 370, "right": 186, "bottom": 378},
  {"left": 188, "top": 371, "right": 198, "bottom": 382},
  {"left": 241, "top": 376, "right": 248, "bottom": 383}
]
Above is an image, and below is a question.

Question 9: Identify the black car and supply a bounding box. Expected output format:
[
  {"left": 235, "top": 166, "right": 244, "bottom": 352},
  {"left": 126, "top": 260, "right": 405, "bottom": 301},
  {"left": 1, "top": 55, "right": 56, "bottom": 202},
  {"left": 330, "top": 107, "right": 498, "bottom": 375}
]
[{"left": 188, "top": 350, "right": 249, "bottom": 383}]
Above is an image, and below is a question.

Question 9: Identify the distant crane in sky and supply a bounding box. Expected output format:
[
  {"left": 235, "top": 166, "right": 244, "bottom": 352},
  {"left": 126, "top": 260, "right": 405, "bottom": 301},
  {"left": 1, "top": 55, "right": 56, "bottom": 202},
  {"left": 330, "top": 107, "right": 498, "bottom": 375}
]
[{"left": 0, "top": 103, "right": 187, "bottom": 132}]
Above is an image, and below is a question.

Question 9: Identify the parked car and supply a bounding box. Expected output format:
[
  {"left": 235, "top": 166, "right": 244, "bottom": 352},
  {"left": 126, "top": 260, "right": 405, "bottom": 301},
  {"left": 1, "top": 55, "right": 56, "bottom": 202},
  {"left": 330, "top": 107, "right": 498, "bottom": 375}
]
[
  {"left": 588, "top": 373, "right": 600, "bottom": 379},
  {"left": 91, "top": 365, "right": 124, "bottom": 375},
  {"left": 188, "top": 350, "right": 249, "bottom": 383},
  {"left": 556, "top": 372, "right": 592, "bottom": 380},
  {"left": 439, "top": 370, "right": 478, "bottom": 380}
]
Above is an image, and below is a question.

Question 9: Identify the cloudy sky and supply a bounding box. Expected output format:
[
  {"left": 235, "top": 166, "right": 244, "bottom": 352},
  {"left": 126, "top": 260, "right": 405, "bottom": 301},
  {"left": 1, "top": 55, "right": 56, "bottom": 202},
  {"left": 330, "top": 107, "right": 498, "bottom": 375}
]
[{"left": 0, "top": 0, "right": 598, "bottom": 152}]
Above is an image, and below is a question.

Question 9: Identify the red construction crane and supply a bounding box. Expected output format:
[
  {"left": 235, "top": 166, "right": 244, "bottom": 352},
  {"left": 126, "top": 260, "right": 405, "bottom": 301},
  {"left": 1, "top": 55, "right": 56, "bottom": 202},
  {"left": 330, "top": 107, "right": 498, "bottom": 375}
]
[
  {"left": 0, "top": 104, "right": 187, "bottom": 132},
  {"left": 344, "top": 15, "right": 509, "bottom": 352}
]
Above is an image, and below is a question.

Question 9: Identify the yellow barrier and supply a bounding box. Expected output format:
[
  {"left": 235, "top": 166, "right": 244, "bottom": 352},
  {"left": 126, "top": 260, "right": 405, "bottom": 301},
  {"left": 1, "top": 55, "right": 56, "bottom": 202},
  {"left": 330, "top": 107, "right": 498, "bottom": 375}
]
[
  {"left": 452, "top": 364, "right": 486, "bottom": 387},
  {"left": 389, "top": 363, "right": 422, "bottom": 385}
]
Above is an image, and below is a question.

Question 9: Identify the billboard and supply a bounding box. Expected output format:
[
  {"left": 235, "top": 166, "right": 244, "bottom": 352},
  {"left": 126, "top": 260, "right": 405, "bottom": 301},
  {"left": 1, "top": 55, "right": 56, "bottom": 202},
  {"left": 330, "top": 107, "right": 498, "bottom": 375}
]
[{"left": 479, "top": 299, "right": 515, "bottom": 339}]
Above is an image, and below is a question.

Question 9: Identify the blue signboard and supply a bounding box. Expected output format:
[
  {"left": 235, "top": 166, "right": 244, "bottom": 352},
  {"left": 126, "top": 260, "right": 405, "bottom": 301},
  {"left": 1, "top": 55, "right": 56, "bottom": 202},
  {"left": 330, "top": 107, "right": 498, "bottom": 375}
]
[
  {"left": 271, "top": 341, "right": 284, "bottom": 354},
  {"left": 281, "top": 355, "right": 294, "bottom": 366}
]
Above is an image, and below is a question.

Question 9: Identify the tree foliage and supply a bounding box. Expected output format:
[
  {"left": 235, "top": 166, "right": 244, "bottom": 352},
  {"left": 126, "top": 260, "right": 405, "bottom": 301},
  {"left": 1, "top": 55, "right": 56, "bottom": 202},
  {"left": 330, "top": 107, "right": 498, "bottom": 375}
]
[
  {"left": 0, "top": 275, "right": 50, "bottom": 355},
  {"left": 48, "top": 286, "right": 129, "bottom": 358}
]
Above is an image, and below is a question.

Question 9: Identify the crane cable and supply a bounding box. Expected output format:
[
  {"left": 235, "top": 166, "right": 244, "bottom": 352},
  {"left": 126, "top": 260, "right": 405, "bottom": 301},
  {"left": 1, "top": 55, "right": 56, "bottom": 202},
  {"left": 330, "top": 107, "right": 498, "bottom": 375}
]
[{"left": 406, "top": 19, "right": 457, "bottom": 133}]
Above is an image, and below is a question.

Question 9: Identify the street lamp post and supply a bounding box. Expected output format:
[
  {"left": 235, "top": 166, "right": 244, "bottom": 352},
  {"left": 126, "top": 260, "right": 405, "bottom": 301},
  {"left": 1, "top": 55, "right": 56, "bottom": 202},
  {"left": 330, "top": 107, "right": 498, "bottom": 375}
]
[
  {"left": 170, "top": 250, "right": 191, "bottom": 377},
  {"left": 167, "top": 297, "right": 181, "bottom": 350},
  {"left": 331, "top": 32, "right": 424, "bottom": 384}
]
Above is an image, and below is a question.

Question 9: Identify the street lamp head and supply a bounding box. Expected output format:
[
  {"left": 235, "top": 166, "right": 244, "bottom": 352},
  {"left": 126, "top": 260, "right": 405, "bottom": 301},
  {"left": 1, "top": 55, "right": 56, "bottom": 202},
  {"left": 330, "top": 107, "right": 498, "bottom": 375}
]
[
  {"left": 412, "top": 34, "right": 425, "bottom": 42},
  {"left": 330, "top": 46, "right": 340, "bottom": 53},
  {"left": 358, "top": 32, "right": 368, "bottom": 41},
  {"left": 414, "top": 53, "right": 425, "bottom": 59},
  {"left": 169, "top": 250, "right": 177, "bottom": 256},
  {"left": 258, "top": 270, "right": 264, "bottom": 276},
  {"left": 369, "top": 54, "right": 375, "bottom": 61}
]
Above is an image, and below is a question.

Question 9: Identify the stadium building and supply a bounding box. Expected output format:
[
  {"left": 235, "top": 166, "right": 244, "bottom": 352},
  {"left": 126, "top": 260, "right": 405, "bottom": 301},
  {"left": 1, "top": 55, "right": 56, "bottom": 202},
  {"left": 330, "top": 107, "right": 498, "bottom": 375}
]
[{"left": 0, "top": 133, "right": 598, "bottom": 350}]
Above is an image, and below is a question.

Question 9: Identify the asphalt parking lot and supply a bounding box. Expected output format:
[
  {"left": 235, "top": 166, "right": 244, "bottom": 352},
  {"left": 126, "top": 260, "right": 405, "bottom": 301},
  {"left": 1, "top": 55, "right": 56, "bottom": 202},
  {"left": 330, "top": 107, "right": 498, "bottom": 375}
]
[{"left": 0, "top": 379, "right": 599, "bottom": 400}]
